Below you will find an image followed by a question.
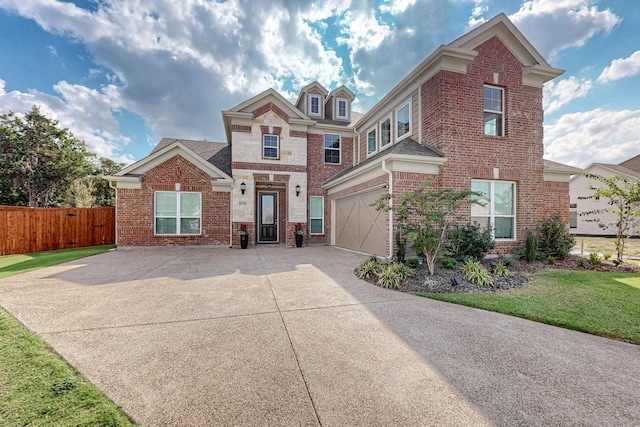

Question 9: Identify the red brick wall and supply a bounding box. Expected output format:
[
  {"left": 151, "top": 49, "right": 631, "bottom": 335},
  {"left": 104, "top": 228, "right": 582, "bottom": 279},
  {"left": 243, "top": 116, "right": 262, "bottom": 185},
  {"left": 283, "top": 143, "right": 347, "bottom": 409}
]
[
  {"left": 116, "top": 155, "right": 230, "bottom": 246},
  {"left": 421, "top": 35, "right": 558, "bottom": 252}
]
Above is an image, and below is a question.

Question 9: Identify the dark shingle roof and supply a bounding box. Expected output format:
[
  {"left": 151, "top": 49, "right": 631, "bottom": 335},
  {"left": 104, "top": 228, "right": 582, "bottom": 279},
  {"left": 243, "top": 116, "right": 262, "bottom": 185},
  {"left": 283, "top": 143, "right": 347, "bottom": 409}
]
[
  {"left": 324, "top": 138, "right": 444, "bottom": 185},
  {"left": 152, "top": 138, "right": 232, "bottom": 177}
]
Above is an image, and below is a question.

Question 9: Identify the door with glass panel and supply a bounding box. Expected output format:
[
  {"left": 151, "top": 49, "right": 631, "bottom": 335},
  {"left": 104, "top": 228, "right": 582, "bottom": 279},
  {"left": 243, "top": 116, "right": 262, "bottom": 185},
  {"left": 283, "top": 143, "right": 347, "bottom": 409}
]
[{"left": 258, "top": 192, "right": 278, "bottom": 242}]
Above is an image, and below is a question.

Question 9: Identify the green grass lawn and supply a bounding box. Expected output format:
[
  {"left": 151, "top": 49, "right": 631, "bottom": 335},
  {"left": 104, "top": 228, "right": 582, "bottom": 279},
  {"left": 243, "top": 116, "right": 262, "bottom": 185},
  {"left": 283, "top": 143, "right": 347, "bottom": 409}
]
[
  {"left": 418, "top": 269, "right": 640, "bottom": 345},
  {"left": 0, "top": 245, "right": 136, "bottom": 426}
]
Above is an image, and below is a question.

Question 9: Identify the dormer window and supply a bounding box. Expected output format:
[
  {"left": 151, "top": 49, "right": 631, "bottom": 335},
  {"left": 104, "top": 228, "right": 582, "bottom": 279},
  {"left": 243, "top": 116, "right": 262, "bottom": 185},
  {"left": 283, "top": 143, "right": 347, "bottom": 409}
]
[
  {"left": 336, "top": 97, "right": 349, "bottom": 120},
  {"left": 309, "top": 95, "right": 321, "bottom": 116}
]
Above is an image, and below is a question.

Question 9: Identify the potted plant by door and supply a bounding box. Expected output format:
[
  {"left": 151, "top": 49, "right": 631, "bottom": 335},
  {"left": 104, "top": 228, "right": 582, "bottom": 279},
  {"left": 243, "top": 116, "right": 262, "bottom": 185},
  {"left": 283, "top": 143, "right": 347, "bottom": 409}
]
[
  {"left": 239, "top": 224, "right": 249, "bottom": 249},
  {"left": 295, "top": 223, "right": 304, "bottom": 247}
]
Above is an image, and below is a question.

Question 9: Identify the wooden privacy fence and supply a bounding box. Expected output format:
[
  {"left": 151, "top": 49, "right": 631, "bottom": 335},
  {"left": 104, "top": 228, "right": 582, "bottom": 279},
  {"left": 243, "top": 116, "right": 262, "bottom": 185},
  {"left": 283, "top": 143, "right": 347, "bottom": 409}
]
[{"left": 0, "top": 206, "right": 115, "bottom": 256}]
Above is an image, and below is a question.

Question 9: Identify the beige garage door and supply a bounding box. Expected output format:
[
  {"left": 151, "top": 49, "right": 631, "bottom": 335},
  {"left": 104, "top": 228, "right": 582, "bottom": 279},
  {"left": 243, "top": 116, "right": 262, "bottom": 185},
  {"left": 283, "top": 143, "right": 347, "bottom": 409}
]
[{"left": 334, "top": 190, "right": 387, "bottom": 255}]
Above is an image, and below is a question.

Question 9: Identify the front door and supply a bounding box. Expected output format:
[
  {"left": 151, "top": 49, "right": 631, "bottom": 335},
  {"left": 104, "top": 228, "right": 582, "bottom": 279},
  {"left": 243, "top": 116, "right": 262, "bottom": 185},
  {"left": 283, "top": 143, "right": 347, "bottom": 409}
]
[{"left": 258, "top": 192, "right": 278, "bottom": 243}]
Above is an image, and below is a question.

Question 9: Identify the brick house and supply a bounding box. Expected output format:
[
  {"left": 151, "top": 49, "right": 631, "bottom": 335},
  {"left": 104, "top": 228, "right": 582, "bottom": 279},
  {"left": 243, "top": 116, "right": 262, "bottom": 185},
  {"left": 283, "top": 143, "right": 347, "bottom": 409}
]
[{"left": 107, "top": 13, "right": 580, "bottom": 256}]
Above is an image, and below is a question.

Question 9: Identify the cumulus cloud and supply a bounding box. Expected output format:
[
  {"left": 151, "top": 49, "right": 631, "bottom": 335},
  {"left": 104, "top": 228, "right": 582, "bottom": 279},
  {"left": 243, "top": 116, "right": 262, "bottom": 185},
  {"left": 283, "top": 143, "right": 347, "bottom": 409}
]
[
  {"left": 597, "top": 50, "right": 640, "bottom": 83},
  {"left": 543, "top": 76, "right": 593, "bottom": 114},
  {"left": 468, "top": 0, "right": 489, "bottom": 28},
  {"left": 544, "top": 108, "right": 640, "bottom": 167},
  {"left": 380, "top": 0, "right": 417, "bottom": 15},
  {"left": 509, "top": 0, "right": 620, "bottom": 59}
]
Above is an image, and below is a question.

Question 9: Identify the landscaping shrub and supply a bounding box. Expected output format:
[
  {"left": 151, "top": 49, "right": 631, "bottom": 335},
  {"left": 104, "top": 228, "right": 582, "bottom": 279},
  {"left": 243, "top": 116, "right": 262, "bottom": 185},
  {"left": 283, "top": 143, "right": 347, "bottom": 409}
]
[
  {"left": 492, "top": 262, "right": 511, "bottom": 277},
  {"left": 440, "top": 257, "right": 457, "bottom": 269},
  {"left": 589, "top": 252, "right": 602, "bottom": 266},
  {"left": 447, "top": 223, "right": 495, "bottom": 260},
  {"left": 522, "top": 229, "right": 540, "bottom": 262},
  {"left": 461, "top": 259, "right": 493, "bottom": 287},
  {"left": 537, "top": 213, "right": 575, "bottom": 259},
  {"left": 356, "top": 259, "right": 379, "bottom": 280},
  {"left": 406, "top": 258, "right": 420, "bottom": 267},
  {"left": 376, "top": 262, "right": 412, "bottom": 289},
  {"left": 577, "top": 258, "right": 588, "bottom": 268},
  {"left": 546, "top": 256, "right": 555, "bottom": 265}
]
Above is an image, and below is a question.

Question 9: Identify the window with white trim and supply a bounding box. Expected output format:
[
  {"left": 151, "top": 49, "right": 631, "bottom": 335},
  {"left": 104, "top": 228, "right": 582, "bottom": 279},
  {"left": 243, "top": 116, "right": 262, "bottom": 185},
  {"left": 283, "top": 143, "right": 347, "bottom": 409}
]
[
  {"left": 309, "top": 95, "right": 321, "bottom": 116},
  {"left": 336, "top": 97, "right": 348, "bottom": 119},
  {"left": 396, "top": 101, "right": 411, "bottom": 140},
  {"left": 367, "top": 128, "right": 377, "bottom": 156},
  {"left": 324, "top": 133, "right": 340, "bottom": 164},
  {"left": 569, "top": 211, "right": 577, "bottom": 229},
  {"left": 380, "top": 116, "right": 392, "bottom": 149},
  {"left": 310, "top": 196, "right": 324, "bottom": 234},
  {"left": 471, "top": 180, "right": 515, "bottom": 240},
  {"left": 263, "top": 134, "right": 279, "bottom": 159},
  {"left": 155, "top": 191, "right": 201, "bottom": 235},
  {"left": 483, "top": 85, "right": 504, "bottom": 137}
]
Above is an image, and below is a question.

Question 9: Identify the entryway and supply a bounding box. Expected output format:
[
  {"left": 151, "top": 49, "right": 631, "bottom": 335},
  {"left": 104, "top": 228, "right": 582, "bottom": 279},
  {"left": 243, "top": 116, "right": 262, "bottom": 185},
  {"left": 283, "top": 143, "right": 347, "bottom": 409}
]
[{"left": 258, "top": 192, "right": 278, "bottom": 243}]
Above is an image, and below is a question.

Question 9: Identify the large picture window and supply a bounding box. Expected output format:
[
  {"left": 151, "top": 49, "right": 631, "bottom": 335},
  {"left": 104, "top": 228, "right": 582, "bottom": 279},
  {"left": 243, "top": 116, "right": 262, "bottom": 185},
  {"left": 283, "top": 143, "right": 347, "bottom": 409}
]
[
  {"left": 367, "top": 128, "right": 376, "bottom": 156},
  {"left": 310, "top": 196, "right": 324, "bottom": 234},
  {"left": 484, "top": 86, "right": 504, "bottom": 137},
  {"left": 155, "top": 191, "right": 201, "bottom": 235},
  {"left": 471, "top": 180, "right": 515, "bottom": 240},
  {"left": 380, "top": 116, "right": 391, "bottom": 149},
  {"left": 396, "top": 102, "right": 410, "bottom": 140},
  {"left": 263, "top": 134, "right": 279, "bottom": 159},
  {"left": 324, "top": 133, "right": 341, "bottom": 164}
]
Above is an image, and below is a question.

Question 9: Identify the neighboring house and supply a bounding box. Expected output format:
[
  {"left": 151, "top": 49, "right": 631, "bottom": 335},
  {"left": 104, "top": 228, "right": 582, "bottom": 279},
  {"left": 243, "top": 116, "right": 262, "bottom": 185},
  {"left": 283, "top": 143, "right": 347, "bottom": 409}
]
[
  {"left": 569, "top": 155, "right": 640, "bottom": 236},
  {"left": 107, "top": 13, "right": 580, "bottom": 256}
]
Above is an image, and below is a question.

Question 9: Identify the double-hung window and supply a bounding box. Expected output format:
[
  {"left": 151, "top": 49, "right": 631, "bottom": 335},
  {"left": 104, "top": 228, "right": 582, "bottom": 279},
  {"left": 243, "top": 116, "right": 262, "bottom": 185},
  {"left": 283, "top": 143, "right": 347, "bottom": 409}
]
[
  {"left": 367, "top": 128, "right": 377, "bottom": 156},
  {"left": 396, "top": 102, "right": 410, "bottom": 140},
  {"left": 324, "top": 133, "right": 340, "bottom": 164},
  {"left": 471, "top": 180, "right": 515, "bottom": 240},
  {"left": 263, "top": 134, "right": 279, "bottom": 159},
  {"left": 380, "top": 116, "right": 392, "bottom": 149},
  {"left": 336, "top": 98, "right": 348, "bottom": 119},
  {"left": 309, "top": 95, "right": 321, "bottom": 116},
  {"left": 483, "top": 85, "right": 504, "bottom": 136},
  {"left": 310, "top": 196, "right": 324, "bottom": 234},
  {"left": 155, "top": 191, "right": 201, "bottom": 235}
]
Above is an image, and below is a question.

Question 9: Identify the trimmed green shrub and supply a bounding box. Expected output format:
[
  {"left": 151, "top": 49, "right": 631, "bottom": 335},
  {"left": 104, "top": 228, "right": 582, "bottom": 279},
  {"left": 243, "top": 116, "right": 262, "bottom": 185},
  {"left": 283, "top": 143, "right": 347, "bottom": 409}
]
[
  {"left": 546, "top": 256, "right": 555, "bottom": 265},
  {"left": 448, "top": 223, "right": 495, "bottom": 260},
  {"left": 440, "top": 257, "right": 457, "bottom": 269},
  {"left": 462, "top": 259, "right": 493, "bottom": 287},
  {"left": 406, "top": 258, "right": 420, "bottom": 267}
]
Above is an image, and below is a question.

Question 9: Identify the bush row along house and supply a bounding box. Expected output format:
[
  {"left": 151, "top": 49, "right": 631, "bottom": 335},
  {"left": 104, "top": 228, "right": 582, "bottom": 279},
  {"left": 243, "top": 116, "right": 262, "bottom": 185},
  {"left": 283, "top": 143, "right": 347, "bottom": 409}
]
[
  {"left": 106, "top": 13, "right": 581, "bottom": 257},
  {"left": 569, "top": 153, "right": 640, "bottom": 236}
]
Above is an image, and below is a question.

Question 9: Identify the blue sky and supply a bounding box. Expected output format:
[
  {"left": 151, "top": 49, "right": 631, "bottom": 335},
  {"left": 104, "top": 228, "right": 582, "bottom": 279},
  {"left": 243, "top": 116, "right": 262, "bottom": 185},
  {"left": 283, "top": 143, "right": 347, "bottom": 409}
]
[{"left": 0, "top": 0, "right": 638, "bottom": 167}]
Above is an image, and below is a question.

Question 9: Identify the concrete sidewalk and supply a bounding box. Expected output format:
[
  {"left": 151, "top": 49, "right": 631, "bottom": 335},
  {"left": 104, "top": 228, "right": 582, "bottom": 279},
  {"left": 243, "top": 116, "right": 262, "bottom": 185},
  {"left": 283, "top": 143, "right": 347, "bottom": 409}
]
[{"left": 0, "top": 246, "right": 638, "bottom": 426}]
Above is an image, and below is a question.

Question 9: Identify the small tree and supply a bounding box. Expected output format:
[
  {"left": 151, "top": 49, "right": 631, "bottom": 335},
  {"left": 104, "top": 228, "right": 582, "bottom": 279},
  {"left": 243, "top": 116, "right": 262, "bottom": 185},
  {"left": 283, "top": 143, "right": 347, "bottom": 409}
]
[
  {"left": 578, "top": 173, "right": 640, "bottom": 262},
  {"left": 374, "top": 180, "right": 482, "bottom": 275}
]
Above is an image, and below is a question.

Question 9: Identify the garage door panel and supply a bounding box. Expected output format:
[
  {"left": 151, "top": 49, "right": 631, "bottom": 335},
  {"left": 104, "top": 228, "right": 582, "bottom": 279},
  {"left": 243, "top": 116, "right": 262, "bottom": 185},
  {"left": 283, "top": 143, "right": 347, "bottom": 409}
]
[{"left": 335, "top": 190, "right": 387, "bottom": 255}]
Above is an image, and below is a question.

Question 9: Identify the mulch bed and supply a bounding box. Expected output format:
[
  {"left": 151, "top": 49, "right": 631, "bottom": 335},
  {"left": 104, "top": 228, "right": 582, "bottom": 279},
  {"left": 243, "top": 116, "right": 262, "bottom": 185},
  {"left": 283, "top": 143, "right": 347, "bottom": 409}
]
[{"left": 396, "top": 255, "right": 640, "bottom": 294}]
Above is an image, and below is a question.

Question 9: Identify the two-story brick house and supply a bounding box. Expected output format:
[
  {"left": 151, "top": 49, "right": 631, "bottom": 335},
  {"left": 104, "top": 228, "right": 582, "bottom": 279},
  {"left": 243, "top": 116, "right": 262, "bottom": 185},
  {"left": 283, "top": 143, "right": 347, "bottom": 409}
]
[{"left": 107, "top": 13, "right": 580, "bottom": 256}]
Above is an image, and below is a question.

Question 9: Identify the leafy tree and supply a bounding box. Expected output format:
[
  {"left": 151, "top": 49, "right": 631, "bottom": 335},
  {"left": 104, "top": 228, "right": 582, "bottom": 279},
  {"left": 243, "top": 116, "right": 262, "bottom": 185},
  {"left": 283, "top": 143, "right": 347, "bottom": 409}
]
[
  {"left": 0, "top": 106, "right": 94, "bottom": 207},
  {"left": 91, "top": 157, "right": 126, "bottom": 206},
  {"left": 374, "top": 179, "right": 482, "bottom": 275},
  {"left": 578, "top": 173, "right": 640, "bottom": 262}
]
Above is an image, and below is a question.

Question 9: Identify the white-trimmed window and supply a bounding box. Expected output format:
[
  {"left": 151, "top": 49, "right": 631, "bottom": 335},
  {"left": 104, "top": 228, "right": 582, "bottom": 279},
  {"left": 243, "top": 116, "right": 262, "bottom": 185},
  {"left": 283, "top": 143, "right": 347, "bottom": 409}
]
[
  {"left": 324, "top": 133, "right": 341, "bottom": 164},
  {"left": 569, "top": 204, "right": 578, "bottom": 229},
  {"left": 367, "top": 128, "right": 377, "bottom": 156},
  {"left": 263, "top": 134, "right": 279, "bottom": 159},
  {"left": 483, "top": 85, "right": 504, "bottom": 137},
  {"left": 471, "top": 180, "right": 515, "bottom": 240},
  {"left": 155, "top": 191, "right": 201, "bottom": 235},
  {"left": 310, "top": 196, "right": 324, "bottom": 234},
  {"left": 309, "top": 95, "right": 321, "bottom": 116},
  {"left": 336, "top": 97, "right": 348, "bottom": 120},
  {"left": 380, "top": 116, "right": 392, "bottom": 149},
  {"left": 396, "top": 101, "right": 411, "bottom": 141}
]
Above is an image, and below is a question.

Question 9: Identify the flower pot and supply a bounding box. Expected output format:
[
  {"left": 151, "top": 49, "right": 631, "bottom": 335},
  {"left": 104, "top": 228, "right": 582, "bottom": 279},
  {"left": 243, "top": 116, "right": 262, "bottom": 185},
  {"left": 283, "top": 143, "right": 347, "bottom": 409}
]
[
  {"left": 295, "top": 234, "right": 303, "bottom": 248},
  {"left": 240, "top": 234, "right": 248, "bottom": 249}
]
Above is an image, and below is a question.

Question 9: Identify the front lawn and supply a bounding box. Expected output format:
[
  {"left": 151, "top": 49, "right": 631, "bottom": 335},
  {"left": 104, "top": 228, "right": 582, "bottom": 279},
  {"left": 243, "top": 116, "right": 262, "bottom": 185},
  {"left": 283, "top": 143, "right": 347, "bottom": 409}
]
[{"left": 418, "top": 269, "right": 640, "bottom": 345}]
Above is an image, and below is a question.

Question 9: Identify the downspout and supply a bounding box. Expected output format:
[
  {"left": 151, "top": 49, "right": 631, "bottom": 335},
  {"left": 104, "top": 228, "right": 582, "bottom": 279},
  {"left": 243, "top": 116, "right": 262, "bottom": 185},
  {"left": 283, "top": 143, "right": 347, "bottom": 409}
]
[
  {"left": 108, "top": 179, "right": 118, "bottom": 247},
  {"left": 229, "top": 180, "right": 234, "bottom": 248},
  {"left": 381, "top": 160, "right": 393, "bottom": 259}
]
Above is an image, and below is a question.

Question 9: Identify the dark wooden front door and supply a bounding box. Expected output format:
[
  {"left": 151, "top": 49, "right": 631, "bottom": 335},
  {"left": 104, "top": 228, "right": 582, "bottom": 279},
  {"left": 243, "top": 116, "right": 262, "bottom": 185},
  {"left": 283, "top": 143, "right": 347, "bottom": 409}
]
[{"left": 258, "top": 192, "right": 278, "bottom": 243}]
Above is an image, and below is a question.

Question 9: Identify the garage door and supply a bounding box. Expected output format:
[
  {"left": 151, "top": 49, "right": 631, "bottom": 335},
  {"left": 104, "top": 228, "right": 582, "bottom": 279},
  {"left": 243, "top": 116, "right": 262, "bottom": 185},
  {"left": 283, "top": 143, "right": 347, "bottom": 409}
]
[{"left": 334, "top": 189, "right": 387, "bottom": 255}]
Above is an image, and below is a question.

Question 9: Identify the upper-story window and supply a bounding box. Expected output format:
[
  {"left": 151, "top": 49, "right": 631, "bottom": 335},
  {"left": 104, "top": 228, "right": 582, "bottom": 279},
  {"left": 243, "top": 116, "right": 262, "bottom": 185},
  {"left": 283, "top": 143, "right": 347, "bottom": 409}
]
[
  {"left": 380, "top": 116, "right": 392, "bottom": 149},
  {"left": 484, "top": 85, "right": 504, "bottom": 137},
  {"left": 309, "top": 95, "right": 321, "bottom": 116},
  {"left": 336, "top": 97, "right": 348, "bottom": 120},
  {"left": 263, "top": 134, "right": 279, "bottom": 159},
  {"left": 324, "top": 133, "right": 341, "bottom": 164},
  {"left": 367, "top": 128, "right": 377, "bottom": 156},
  {"left": 396, "top": 101, "right": 411, "bottom": 141}
]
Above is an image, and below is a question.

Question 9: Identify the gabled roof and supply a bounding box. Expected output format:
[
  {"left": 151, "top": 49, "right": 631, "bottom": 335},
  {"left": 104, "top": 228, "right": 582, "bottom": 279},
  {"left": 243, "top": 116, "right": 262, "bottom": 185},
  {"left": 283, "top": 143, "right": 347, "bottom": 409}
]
[
  {"left": 327, "top": 85, "right": 356, "bottom": 102},
  {"left": 295, "top": 81, "right": 329, "bottom": 108},
  {"left": 574, "top": 162, "right": 640, "bottom": 181},
  {"left": 107, "top": 139, "right": 233, "bottom": 188},
  {"left": 619, "top": 153, "right": 640, "bottom": 173}
]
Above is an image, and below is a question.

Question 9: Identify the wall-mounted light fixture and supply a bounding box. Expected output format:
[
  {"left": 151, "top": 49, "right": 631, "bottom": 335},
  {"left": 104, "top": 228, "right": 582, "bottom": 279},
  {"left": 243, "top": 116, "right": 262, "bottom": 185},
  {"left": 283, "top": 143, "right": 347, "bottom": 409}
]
[
  {"left": 240, "top": 182, "right": 246, "bottom": 195},
  {"left": 295, "top": 184, "right": 301, "bottom": 197}
]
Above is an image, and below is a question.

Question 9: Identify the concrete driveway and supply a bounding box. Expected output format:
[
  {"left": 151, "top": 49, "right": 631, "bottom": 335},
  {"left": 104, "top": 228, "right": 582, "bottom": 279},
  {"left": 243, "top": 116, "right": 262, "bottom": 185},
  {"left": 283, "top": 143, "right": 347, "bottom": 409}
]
[{"left": 0, "top": 246, "right": 638, "bottom": 426}]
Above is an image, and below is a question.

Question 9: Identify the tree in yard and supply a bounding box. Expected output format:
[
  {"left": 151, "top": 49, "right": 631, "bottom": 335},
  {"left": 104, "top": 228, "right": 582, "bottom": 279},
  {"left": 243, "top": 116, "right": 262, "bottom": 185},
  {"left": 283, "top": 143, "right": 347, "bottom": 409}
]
[
  {"left": 373, "top": 179, "right": 482, "bottom": 275},
  {"left": 91, "top": 157, "right": 126, "bottom": 206},
  {"left": 578, "top": 173, "right": 640, "bottom": 262},
  {"left": 0, "top": 106, "right": 94, "bottom": 207}
]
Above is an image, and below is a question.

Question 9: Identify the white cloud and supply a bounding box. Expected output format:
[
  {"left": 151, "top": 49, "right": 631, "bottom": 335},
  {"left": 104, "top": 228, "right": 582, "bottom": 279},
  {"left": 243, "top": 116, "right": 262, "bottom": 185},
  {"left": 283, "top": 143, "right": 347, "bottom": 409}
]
[
  {"left": 380, "top": 0, "right": 416, "bottom": 15},
  {"left": 543, "top": 76, "right": 593, "bottom": 114},
  {"left": 336, "top": 10, "right": 393, "bottom": 53},
  {"left": 509, "top": 0, "right": 621, "bottom": 59},
  {"left": 468, "top": 0, "right": 489, "bottom": 28},
  {"left": 544, "top": 108, "right": 640, "bottom": 167},
  {"left": 597, "top": 50, "right": 640, "bottom": 84}
]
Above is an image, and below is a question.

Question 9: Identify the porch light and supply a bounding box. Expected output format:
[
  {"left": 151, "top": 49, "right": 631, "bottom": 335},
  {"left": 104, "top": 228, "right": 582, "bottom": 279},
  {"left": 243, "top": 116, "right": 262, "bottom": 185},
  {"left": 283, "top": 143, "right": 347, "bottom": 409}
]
[
  {"left": 295, "top": 184, "right": 301, "bottom": 197},
  {"left": 240, "top": 182, "right": 246, "bottom": 195}
]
